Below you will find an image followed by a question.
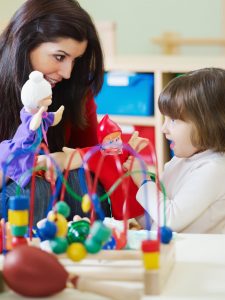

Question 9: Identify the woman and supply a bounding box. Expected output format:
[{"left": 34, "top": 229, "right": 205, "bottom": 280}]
[{"left": 0, "top": 0, "right": 111, "bottom": 223}]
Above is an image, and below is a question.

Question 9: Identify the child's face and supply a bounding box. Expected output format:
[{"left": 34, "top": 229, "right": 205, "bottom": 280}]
[{"left": 162, "top": 116, "right": 199, "bottom": 158}]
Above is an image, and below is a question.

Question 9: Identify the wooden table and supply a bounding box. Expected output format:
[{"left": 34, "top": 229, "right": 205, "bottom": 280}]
[{"left": 1, "top": 234, "right": 225, "bottom": 299}]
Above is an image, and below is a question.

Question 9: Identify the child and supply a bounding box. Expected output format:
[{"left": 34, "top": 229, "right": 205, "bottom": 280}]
[
  {"left": 0, "top": 71, "right": 64, "bottom": 188},
  {"left": 124, "top": 68, "right": 225, "bottom": 233},
  {"left": 63, "top": 115, "right": 149, "bottom": 220}
]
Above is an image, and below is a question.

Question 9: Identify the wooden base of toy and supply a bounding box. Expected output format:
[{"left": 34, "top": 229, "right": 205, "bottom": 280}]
[
  {"left": 62, "top": 241, "right": 175, "bottom": 295},
  {"left": 0, "top": 241, "right": 175, "bottom": 298},
  {"left": 0, "top": 270, "right": 142, "bottom": 300},
  {"left": 144, "top": 242, "right": 175, "bottom": 295}
]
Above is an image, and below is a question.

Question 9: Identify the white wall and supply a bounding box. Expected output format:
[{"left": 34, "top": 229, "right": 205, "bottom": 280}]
[{"left": 0, "top": 0, "right": 25, "bottom": 20}]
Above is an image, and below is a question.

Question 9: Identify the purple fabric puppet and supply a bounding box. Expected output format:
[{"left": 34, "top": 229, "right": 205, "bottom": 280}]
[
  {"left": 0, "top": 108, "right": 54, "bottom": 187},
  {"left": 0, "top": 71, "right": 64, "bottom": 188}
]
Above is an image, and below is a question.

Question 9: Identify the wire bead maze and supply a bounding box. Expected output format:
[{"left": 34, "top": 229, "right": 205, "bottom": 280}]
[{"left": 0, "top": 137, "right": 175, "bottom": 299}]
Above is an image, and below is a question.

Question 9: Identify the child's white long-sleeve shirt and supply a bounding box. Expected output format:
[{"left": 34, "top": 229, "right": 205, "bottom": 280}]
[{"left": 136, "top": 150, "right": 225, "bottom": 233}]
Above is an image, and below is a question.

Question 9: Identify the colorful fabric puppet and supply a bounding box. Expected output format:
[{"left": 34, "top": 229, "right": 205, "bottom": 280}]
[{"left": 0, "top": 71, "right": 64, "bottom": 187}]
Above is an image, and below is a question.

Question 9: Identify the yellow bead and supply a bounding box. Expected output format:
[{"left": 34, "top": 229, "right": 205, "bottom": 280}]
[
  {"left": 47, "top": 211, "right": 68, "bottom": 237},
  {"left": 81, "top": 194, "right": 91, "bottom": 213},
  {"left": 142, "top": 252, "right": 160, "bottom": 270},
  {"left": 67, "top": 243, "right": 87, "bottom": 261},
  {"left": 8, "top": 210, "right": 28, "bottom": 226}
]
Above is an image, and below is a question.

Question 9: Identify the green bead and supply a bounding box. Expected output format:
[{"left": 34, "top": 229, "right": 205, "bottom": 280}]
[
  {"left": 11, "top": 225, "right": 28, "bottom": 237},
  {"left": 84, "top": 238, "right": 102, "bottom": 254},
  {"left": 55, "top": 201, "right": 71, "bottom": 218},
  {"left": 67, "top": 220, "right": 90, "bottom": 244},
  {"left": 50, "top": 236, "right": 68, "bottom": 254},
  {"left": 91, "top": 221, "right": 112, "bottom": 244}
]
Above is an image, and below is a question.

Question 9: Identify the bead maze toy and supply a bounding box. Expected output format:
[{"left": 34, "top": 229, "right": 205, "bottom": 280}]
[{"left": 0, "top": 113, "right": 175, "bottom": 299}]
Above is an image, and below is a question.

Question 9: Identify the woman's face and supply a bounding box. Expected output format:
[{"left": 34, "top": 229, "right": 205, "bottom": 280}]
[{"left": 30, "top": 38, "right": 87, "bottom": 88}]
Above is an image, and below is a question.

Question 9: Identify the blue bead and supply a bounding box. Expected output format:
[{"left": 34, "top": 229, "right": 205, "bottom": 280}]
[
  {"left": 102, "top": 236, "right": 116, "bottom": 250},
  {"left": 37, "top": 219, "right": 57, "bottom": 241},
  {"left": 160, "top": 226, "right": 173, "bottom": 244},
  {"left": 8, "top": 196, "right": 29, "bottom": 210}
]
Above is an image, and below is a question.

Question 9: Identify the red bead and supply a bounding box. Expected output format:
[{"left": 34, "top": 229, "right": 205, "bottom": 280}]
[
  {"left": 11, "top": 236, "right": 28, "bottom": 248},
  {"left": 141, "top": 239, "right": 160, "bottom": 252}
]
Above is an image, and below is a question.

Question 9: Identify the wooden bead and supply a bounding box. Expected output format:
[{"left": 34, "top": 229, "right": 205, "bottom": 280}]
[
  {"left": 8, "top": 196, "right": 29, "bottom": 210},
  {"left": 90, "top": 221, "right": 112, "bottom": 244},
  {"left": 102, "top": 236, "right": 116, "bottom": 250},
  {"left": 67, "top": 220, "right": 90, "bottom": 244},
  {"left": 37, "top": 219, "right": 57, "bottom": 241},
  {"left": 67, "top": 243, "right": 87, "bottom": 261},
  {"left": 84, "top": 238, "right": 102, "bottom": 254},
  {"left": 11, "top": 225, "right": 28, "bottom": 237},
  {"left": 8, "top": 210, "right": 28, "bottom": 226},
  {"left": 142, "top": 252, "right": 160, "bottom": 270},
  {"left": 142, "top": 239, "right": 160, "bottom": 252},
  {"left": 11, "top": 236, "right": 28, "bottom": 248},
  {"left": 50, "top": 237, "right": 68, "bottom": 254},
  {"left": 81, "top": 194, "right": 91, "bottom": 213},
  {"left": 160, "top": 226, "right": 173, "bottom": 244},
  {"left": 55, "top": 202, "right": 71, "bottom": 218},
  {"left": 47, "top": 212, "right": 68, "bottom": 237}
]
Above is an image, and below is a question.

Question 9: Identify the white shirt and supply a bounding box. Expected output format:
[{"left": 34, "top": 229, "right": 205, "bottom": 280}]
[{"left": 136, "top": 150, "right": 225, "bottom": 233}]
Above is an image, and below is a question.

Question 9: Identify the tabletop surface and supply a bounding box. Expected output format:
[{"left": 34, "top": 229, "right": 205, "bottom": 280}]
[{"left": 1, "top": 233, "right": 225, "bottom": 300}]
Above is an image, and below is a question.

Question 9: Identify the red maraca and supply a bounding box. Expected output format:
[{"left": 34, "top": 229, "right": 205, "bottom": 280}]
[
  {"left": 3, "top": 245, "right": 68, "bottom": 297},
  {"left": 2, "top": 244, "right": 141, "bottom": 300}
]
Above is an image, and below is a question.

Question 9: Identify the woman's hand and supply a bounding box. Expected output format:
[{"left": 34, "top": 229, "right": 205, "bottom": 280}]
[
  {"left": 62, "top": 147, "right": 83, "bottom": 170},
  {"left": 37, "top": 152, "right": 66, "bottom": 182}
]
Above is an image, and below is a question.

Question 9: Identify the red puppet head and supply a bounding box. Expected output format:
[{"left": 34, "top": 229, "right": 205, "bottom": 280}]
[{"left": 97, "top": 115, "right": 123, "bottom": 154}]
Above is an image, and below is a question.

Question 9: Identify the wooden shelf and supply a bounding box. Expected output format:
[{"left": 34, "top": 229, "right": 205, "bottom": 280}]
[
  {"left": 105, "top": 55, "right": 225, "bottom": 73},
  {"left": 100, "top": 55, "right": 225, "bottom": 174},
  {"left": 98, "top": 115, "right": 156, "bottom": 127}
]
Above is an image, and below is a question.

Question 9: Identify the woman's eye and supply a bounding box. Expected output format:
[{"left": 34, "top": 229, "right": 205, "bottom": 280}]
[{"left": 54, "top": 55, "right": 65, "bottom": 62}]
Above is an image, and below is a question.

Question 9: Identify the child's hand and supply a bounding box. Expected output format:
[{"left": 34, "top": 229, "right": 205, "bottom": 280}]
[
  {"left": 128, "top": 131, "right": 149, "bottom": 153},
  {"left": 123, "top": 156, "right": 147, "bottom": 187},
  {"left": 62, "top": 147, "right": 83, "bottom": 170}
]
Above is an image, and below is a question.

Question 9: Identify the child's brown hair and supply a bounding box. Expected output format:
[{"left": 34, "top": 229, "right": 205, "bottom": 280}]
[{"left": 158, "top": 68, "right": 225, "bottom": 152}]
